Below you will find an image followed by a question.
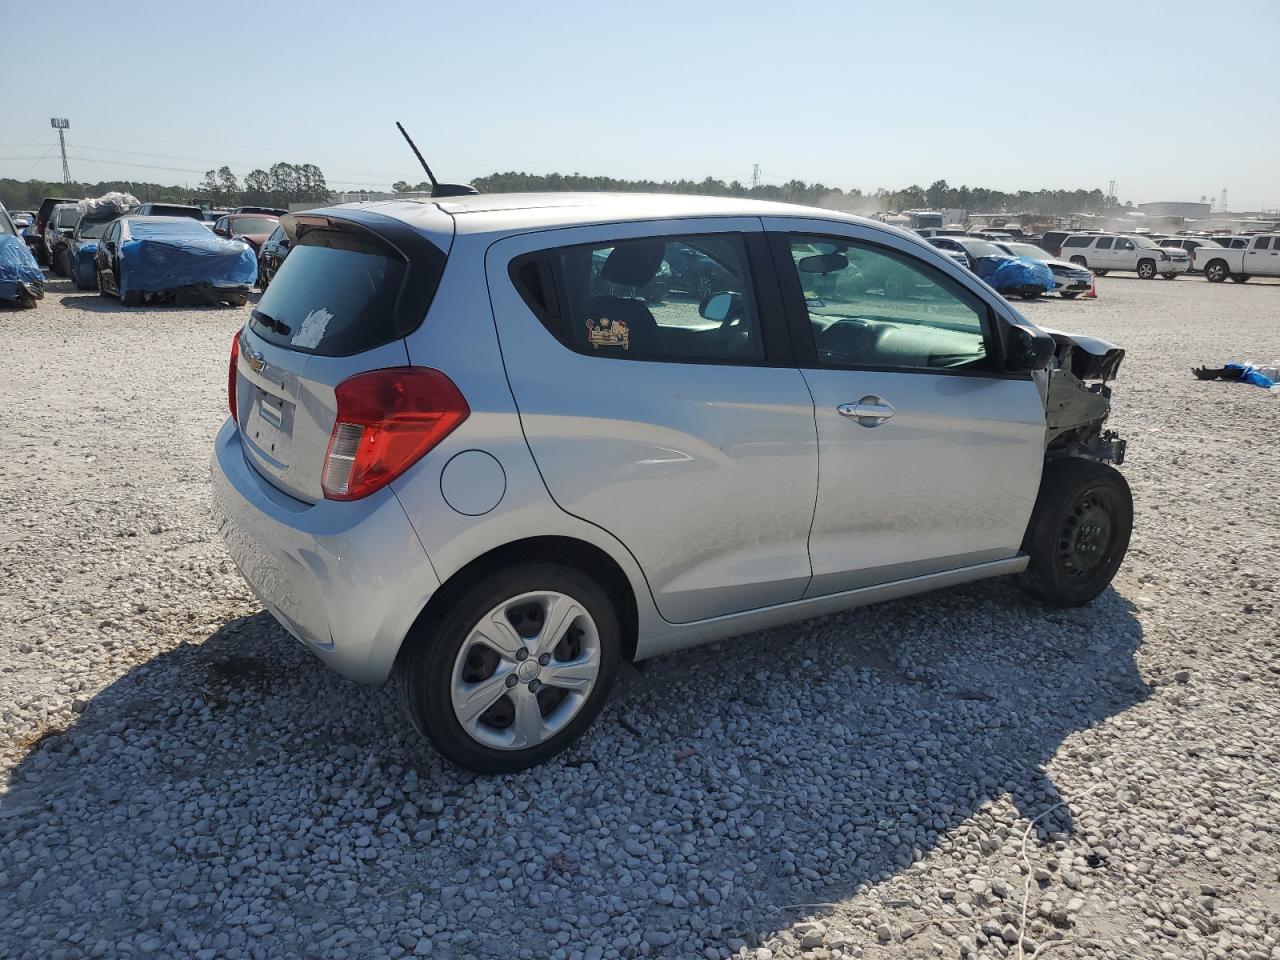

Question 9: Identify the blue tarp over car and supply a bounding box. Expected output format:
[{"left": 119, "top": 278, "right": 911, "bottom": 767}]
[
  {"left": 973, "top": 255, "right": 1055, "bottom": 294},
  {"left": 72, "top": 240, "right": 99, "bottom": 290},
  {"left": 0, "top": 234, "right": 44, "bottom": 303},
  {"left": 119, "top": 219, "right": 257, "bottom": 297}
]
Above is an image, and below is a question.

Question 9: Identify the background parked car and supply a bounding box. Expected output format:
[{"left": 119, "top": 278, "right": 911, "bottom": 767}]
[
  {"left": 1193, "top": 233, "right": 1280, "bottom": 283},
  {"left": 30, "top": 196, "right": 79, "bottom": 266},
  {"left": 203, "top": 208, "right": 232, "bottom": 223},
  {"left": 94, "top": 215, "right": 258, "bottom": 306},
  {"left": 8, "top": 211, "right": 34, "bottom": 229},
  {"left": 67, "top": 215, "right": 115, "bottom": 290},
  {"left": 45, "top": 203, "right": 83, "bottom": 277},
  {"left": 1060, "top": 233, "right": 1188, "bottom": 279},
  {"left": 927, "top": 236, "right": 1054, "bottom": 298},
  {"left": 255, "top": 224, "right": 291, "bottom": 290},
  {"left": 1159, "top": 237, "right": 1221, "bottom": 273},
  {"left": 993, "top": 240, "right": 1093, "bottom": 298},
  {"left": 0, "top": 202, "right": 45, "bottom": 306},
  {"left": 212, "top": 214, "right": 279, "bottom": 254},
  {"left": 133, "top": 202, "right": 206, "bottom": 221}
]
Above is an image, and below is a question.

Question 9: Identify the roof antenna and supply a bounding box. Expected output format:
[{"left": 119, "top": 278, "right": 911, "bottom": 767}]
[{"left": 396, "top": 121, "right": 477, "bottom": 198}]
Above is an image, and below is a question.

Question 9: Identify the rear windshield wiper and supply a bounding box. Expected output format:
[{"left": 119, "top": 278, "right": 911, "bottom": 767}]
[{"left": 251, "top": 309, "right": 291, "bottom": 336}]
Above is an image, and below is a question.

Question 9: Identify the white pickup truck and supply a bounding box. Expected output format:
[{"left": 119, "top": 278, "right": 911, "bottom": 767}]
[{"left": 1193, "top": 234, "right": 1280, "bottom": 282}]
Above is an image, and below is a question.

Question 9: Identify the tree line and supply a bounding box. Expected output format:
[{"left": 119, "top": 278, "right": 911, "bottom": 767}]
[
  {"left": 458, "top": 172, "right": 1124, "bottom": 217},
  {"left": 0, "top": 161, "right": 329, "bottom": 211}
]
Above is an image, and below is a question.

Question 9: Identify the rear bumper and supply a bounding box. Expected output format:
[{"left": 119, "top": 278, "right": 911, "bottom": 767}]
[{"left": 210, "top": 419, "right": 439, "bottom": 684}]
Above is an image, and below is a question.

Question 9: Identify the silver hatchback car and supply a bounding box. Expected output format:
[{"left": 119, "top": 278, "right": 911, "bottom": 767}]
[{"left": 212, "top": 193, "right": 1132, "bottom": 772}]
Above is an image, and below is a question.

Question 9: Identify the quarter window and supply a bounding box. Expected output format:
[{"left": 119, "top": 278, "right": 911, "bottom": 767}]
[
  {"left": 1062, "top": 236, "right": 1090, "bottom": 248},
  {"left": 520, "top": 234, "right": 765, "bottom": 363},
  {"left": 785, "top": 235, "right": 990, "bottom": 372}
]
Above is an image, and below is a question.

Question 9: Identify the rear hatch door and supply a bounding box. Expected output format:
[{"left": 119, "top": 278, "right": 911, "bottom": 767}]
[{"left": 231, "top": 208, "right": 451, "bottom": 503}]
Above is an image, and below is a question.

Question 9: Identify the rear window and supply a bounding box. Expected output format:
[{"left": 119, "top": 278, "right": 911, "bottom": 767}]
[
  {"left": 145, "top": 205, "right": 203, "bottom": 219},
  {"left": 55, "top": 208, "right": 81, "bottom": 228},
  {"left": 231, "top": 216, "right": 277, "bottom": 234},
  {"left": 128, "top": 218, "right": 212, "bottom": 239},
  {"left": 249, "top": 228, "right": 410, "bottom": 356}
]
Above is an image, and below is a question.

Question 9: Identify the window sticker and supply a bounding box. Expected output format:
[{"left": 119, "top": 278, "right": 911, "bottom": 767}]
[
  {"left": 293, "top": 306, "right": 334, "bottom": 349},
  {"left": 586, "top": 317, "right": 629, "bottom": 350}
]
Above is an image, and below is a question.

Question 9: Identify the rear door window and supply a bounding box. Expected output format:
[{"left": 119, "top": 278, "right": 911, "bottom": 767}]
[
  {"left": 249, "top": 227, "right": 413, "bottom": 356},
  {"left": 1094, "top": 237, "right": 1114, "bottom": 249},
  {"left": 1062, "top": 236, "right": 1089, "bottom": 248},
  {"left": 516, "top": 233, "right": 766, "bottom": 363},
  {"left": 1255, "top": 237, "right": 1272, "bottom": 250}
]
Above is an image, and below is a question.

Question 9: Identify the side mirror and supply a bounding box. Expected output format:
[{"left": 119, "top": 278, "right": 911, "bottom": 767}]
[
  {"left": 699, "top": 291, "right": 737, "bottom": 322},
  {"left": 1005, "top": 323, "right": 1055, "bottom": 371}
]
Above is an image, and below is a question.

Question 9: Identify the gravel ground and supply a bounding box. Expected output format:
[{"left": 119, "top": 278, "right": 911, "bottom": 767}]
[{"left": 1, "top": 272, "right": 1278, "bottom": 960}]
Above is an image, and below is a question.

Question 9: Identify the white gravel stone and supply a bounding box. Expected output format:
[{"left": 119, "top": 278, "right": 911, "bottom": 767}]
[{"left": 2, "top": 276, "right": 1279, "bottom": 959}]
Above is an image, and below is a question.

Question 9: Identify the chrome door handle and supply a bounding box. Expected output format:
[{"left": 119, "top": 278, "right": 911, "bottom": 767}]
[{"left": 837, "top": 396, "right": 895, "bottom": 426}]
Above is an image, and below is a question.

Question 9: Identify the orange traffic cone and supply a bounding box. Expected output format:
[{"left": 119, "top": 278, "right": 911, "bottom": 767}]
[{"left": 1083, "top": 272, "right": 1098, "bottom": 299}]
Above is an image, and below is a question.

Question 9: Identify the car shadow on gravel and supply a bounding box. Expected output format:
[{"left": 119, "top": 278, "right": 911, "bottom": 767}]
[{"left": 0, "top": 582, "right": 1147, "bottom": 958}]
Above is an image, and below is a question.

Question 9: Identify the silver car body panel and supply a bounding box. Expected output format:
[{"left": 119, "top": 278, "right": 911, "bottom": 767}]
[{"left": 211, "top": 193, "right": 1075, "bottom": 683}]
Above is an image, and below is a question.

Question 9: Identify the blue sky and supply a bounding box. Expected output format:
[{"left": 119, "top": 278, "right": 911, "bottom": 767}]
[{"left": 2, "top": 0, "right": 1277, "bottom": 208}]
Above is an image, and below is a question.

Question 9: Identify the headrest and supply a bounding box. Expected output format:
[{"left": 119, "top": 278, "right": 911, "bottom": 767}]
[{"left": 601, "top": 240, "right": 664, "bottom": 287}]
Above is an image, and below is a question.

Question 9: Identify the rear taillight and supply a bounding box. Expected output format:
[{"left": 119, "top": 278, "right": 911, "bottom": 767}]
[
  {"left": 228, "top": 332, "right": 240, "bottom": 422},
  {"left": 321, "top": 367, "right": 469, "bottom": 501}
]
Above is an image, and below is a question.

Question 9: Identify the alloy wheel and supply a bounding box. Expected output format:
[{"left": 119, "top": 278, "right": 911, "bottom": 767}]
[{"left": 450, "top": 591, "right": 601, "bottom": 751}]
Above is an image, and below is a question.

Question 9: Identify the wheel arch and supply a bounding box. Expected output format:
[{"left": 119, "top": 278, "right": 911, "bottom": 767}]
[{"left": 397, "top": 536, "right": 641, "bottom": 669}]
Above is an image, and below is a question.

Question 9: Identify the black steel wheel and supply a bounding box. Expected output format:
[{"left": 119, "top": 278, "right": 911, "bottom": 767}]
[{"left": 1020, "top": 458, "right": 1132, "bottom": 607}]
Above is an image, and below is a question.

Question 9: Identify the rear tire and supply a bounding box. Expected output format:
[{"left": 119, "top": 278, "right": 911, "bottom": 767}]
[
  {"left": 398, "top": 564, "right": 621, "bottom": 773},
  {"left": 1060, "top": 291, "right": 1081, "bottom": 299},
  {"left": 1019, "top": 458, "right": 1132, "bottom": 607},
  {"left": 1204, "top": 260, "right": 1229, "bottom": 282},
  {"left": 122, "top": 291, "right": 143, "bottom": 307}
]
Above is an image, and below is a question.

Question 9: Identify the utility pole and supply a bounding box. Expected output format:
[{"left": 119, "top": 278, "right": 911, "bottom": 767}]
[
  {"left": 1106, "top": 180, "right": 1117, "bottom": 206},
  {"left": 50, "top": 118, "right": 71, "bottom": 183},
  {"left": 750, "top": 163, "right": 760, "bottom": 191},
  {"left": 1219, "top": 188, "right": 1228, "bottom": 214}
]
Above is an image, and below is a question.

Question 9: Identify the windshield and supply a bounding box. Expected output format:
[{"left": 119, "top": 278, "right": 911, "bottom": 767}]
[
  {"left": 1003, "top": 243, "right": 1047, "bottom": 260},
  {"left": 958, "top": 239, "right": 1006, "bottom": 258},
  {"left": 78, "top": 218, "right": 111, "bottom": 239},
  {"left": 128, "top": 218, "right": 214, "bottom": 240},
  {"left": 230, "top": 216, "right": 277, "bottom": 235},
  {"left": 1130, "top": 236, "right": 1159, "bottom": 249}
]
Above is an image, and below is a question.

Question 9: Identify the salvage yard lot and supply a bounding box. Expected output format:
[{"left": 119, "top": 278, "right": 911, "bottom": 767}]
[{"left": 1, "top": 274, "right": 1277, "bottom": 959}]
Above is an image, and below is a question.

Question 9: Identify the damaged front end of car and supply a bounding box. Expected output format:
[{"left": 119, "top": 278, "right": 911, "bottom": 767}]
[{"left": 1037, "top": 328, "right": 1126, "bottom": 465}]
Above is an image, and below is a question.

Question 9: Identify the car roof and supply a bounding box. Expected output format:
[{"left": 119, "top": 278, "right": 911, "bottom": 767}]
[{"left": 324, "top": 192, "right": 873, "bottom": 238}]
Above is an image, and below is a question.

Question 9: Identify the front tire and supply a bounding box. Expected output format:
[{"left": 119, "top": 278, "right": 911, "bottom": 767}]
[
  {"left": 1136, "top": 259, "right": 1156, "bottom": 279},
  {"left": 1019, "top": 458, "right": 1132, "bottom": 607},
  {"left": 1230, "top": 274, "right": 1250, "bottom": 283},
  {"left": 399, "top": 564, "right": 621, "bottom": 773},
  {"left": 1159, "top": 272, "right": 1177, "bottom": 280}
]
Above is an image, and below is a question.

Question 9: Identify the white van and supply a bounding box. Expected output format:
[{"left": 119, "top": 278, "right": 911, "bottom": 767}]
[{"left": 1059, "top": 234, "right": 1189, "bottom": 279}]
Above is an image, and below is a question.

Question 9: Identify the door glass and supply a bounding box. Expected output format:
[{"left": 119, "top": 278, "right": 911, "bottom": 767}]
[
  {"left": 785, "top": 236, "right": 989, "bottom": 372},
  {"left": 547, "top": 234, "right": 764, "bottom": 362},
  {"left": 1255, "top": 237, "right": 1271, "bottom": 250},
  {"left": 1117, "top": 239, "right": 1134, "bottom": 250},
  {"left": 1094, "top": 237, "right": 1114, "bottom": 249}
]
